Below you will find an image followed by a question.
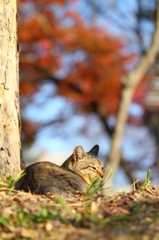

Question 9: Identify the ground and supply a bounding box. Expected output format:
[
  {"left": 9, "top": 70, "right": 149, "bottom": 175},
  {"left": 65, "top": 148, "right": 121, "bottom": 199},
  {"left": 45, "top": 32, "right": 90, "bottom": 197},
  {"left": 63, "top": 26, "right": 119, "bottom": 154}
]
[{"left": 1, "top": 185, "right": 159, "bottom": 240}]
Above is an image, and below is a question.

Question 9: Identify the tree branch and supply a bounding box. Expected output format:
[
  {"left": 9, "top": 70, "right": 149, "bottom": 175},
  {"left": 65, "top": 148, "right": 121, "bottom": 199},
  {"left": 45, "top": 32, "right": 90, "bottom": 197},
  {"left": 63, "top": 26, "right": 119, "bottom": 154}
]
[
  {"left": 98, "top": 114, "right": 135, "bottom": 183},
  {"left": 105, "top": 0, "right": 159, "bottom": 193}
]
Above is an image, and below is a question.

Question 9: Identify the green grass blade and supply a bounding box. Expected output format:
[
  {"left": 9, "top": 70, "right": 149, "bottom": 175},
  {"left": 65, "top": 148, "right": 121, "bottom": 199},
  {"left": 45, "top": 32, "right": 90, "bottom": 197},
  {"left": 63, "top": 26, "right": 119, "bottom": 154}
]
[
  {"left": 7, "top": 170, "right": 26, "bottom": 194},
  {"left": 56, "top": 196, "right": 76, "bottom": 218},
  {"left": 142, "top": 169, "right": 151, "bottom": 189}
]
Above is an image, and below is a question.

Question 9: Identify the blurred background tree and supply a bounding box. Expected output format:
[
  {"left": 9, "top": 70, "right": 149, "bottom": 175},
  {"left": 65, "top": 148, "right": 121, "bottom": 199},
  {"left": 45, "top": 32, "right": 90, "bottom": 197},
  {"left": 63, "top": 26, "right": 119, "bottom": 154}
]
[{"left": 18, "top": 0, "right": 159, "bottom": 191}]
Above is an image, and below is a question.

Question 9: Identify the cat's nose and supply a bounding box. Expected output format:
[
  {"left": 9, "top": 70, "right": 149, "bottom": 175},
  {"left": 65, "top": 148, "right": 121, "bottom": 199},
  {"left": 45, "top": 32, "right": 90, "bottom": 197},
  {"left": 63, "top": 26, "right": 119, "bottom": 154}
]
[{"left": 99, "top": 170, "right": 104, "bottom": 179}]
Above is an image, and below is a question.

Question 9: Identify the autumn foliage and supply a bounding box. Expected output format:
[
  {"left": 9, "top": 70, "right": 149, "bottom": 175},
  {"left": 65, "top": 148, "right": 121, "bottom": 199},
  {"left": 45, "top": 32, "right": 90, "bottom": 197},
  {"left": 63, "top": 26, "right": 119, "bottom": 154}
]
[{"left": 18, "top": 0, "right": 137, "bottom": 143}]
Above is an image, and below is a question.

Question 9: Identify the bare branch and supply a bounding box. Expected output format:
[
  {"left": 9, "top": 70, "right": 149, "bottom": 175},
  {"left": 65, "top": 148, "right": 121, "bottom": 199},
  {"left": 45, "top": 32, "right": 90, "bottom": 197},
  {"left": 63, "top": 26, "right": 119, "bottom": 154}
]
[{"left": 104, "top": 0, "right": 159, "bottom": 193}]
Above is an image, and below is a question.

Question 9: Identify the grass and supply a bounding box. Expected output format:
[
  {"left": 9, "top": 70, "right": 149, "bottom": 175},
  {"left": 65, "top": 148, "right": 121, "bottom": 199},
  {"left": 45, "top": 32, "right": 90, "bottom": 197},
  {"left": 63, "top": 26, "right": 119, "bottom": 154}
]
[
  {"left": 7, "top": 171, "right": 25, "bottom": 194},
  {"left": 85, "top": 169, "right": 113, "bottom": 197},
  {"left": 142, "top": 169, "right": 151, "bottom": 189},
  {"left": 0, "top": 170, "right": 159, "bottom": 240},
  {"left": 0, "top": 171, "right": 25, "bottom": 193}
]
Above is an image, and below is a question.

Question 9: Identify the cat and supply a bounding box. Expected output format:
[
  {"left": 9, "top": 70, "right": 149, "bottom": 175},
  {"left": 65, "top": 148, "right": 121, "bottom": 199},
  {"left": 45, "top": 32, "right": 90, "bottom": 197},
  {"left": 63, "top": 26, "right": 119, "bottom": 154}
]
[{"left": 15, "top": 145, "right": 104, "bottom": 195}]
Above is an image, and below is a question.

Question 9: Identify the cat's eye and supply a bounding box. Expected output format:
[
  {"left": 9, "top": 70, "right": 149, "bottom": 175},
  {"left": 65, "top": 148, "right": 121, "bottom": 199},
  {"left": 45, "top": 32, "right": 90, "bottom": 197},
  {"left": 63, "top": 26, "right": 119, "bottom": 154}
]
[
  {"left": 91, "top": 167, "right": 96, "bottom": 170},
  {"left": 102, "top": 167, "right": 105, "bottom": 171}
]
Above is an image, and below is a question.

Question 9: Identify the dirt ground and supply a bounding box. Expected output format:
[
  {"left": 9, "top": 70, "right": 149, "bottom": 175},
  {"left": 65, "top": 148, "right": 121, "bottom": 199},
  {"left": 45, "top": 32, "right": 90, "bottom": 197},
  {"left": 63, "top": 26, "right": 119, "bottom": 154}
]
[{"left": 1, "top": 185, "right": 159, "bottom": 240}]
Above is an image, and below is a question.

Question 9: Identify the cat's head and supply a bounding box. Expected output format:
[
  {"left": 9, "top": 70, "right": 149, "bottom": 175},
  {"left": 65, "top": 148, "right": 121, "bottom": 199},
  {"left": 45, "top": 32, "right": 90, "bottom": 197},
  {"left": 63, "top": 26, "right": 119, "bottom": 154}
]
[{"left": 61, "top": 145, "right": 105, "bottom": 184}]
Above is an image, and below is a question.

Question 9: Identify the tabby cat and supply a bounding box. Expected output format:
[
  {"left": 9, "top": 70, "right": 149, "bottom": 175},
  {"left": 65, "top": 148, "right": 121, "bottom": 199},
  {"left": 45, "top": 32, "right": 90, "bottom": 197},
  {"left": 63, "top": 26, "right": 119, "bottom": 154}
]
[{"left": 15, "top": 145, "right": 104, "bottom": 195}]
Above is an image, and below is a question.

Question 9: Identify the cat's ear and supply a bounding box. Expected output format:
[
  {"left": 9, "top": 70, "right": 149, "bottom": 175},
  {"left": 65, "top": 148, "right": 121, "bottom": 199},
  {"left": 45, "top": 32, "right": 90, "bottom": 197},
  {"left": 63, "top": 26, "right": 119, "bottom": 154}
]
[
  {"left": 73, "top": 146, "right": 86, "bottom": 161},
  {"left": 88, "top": 145, "right": 99, "bottom": 156}
]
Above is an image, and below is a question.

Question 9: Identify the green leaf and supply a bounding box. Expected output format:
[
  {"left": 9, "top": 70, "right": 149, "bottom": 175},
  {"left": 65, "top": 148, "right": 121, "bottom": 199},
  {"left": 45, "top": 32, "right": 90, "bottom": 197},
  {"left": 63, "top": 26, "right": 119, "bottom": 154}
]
[
  {"left": 36, "top": 208, "right": 48, "bottom": 218},
  {"left": 6, "top": 175, "right": 14, "bottom": 184},
  {"left": 0, "top": 214, "right": 10, "bottom": 228}
]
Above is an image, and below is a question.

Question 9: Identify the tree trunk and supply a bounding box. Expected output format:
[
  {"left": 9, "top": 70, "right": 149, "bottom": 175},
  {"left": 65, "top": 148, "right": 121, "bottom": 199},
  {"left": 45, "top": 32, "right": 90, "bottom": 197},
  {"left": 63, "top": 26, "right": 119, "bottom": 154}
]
[
  {"left": 105, "top": 0, "right": 159, "bottom": 193},
  {"left": 0, "top": 0, "right": 23, "bottom": 179}
]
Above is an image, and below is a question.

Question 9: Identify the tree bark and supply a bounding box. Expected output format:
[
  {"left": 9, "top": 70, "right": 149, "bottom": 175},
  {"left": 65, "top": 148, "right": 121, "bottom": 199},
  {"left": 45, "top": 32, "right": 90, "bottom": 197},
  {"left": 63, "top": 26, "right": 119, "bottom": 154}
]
[
  {"left": 0, "top": 0, "right": 23, "bottom": 179},
  {"left": 105, "top": 0, "right": 159, "bottom": 193}
]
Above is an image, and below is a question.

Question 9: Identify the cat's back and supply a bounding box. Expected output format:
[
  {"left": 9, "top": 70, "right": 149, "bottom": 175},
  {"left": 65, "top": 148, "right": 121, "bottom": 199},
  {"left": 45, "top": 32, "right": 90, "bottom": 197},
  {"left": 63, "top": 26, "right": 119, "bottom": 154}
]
[{"left": 15, "top": 161, "right": 88, "bottom": 195}]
